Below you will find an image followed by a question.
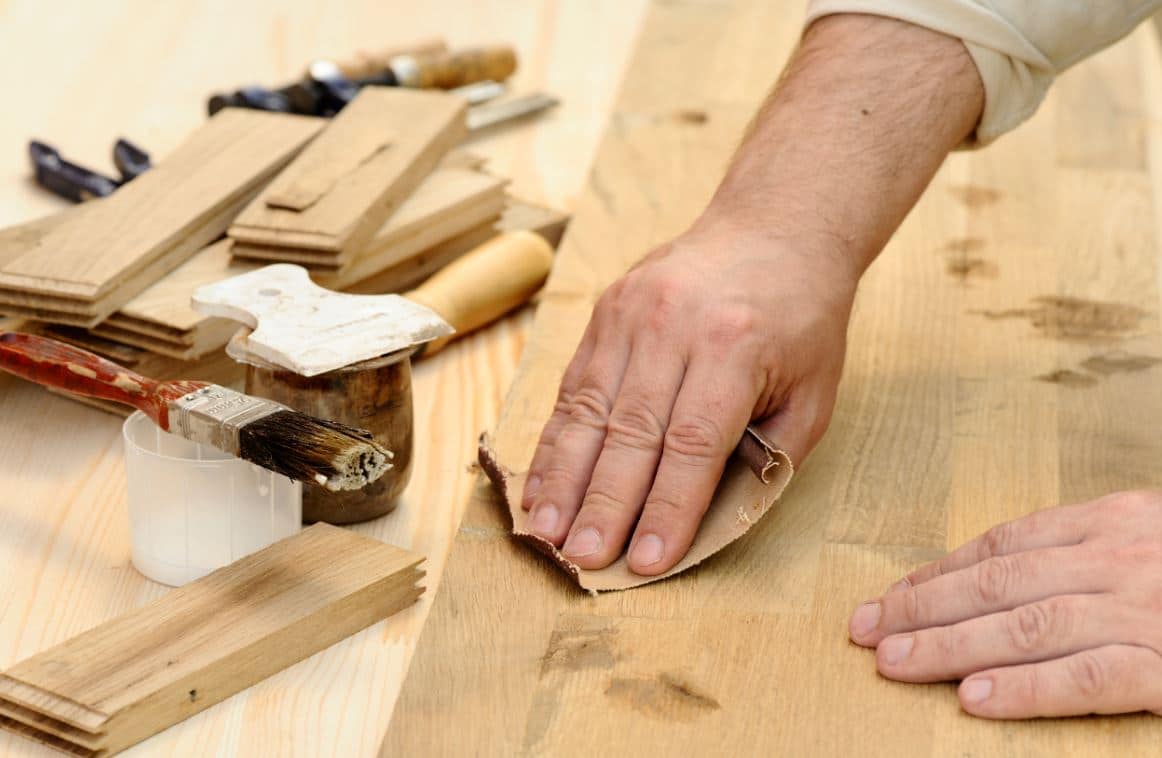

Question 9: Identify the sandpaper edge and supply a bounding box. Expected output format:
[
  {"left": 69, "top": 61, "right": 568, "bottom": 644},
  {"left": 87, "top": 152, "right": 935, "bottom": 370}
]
[{"left": 477, "top": 425, "right": 795, "bottom": 593}]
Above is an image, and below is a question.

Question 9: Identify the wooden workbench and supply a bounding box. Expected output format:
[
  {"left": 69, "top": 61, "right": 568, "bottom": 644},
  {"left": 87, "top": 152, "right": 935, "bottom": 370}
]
[
  {"left": 0, "top": 2, "right": 646, "bottom": 755},
  {"left": 382, "top": 1, "right": 1162, "bottom": 756},
  {"left": 6, "top": 1, "right": 1162, "bottom": 756}
]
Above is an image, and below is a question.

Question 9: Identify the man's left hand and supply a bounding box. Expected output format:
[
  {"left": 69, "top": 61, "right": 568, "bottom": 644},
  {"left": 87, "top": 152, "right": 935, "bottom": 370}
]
[{"left": 849, "top": 490, "right": 1162, "bottom": 718}]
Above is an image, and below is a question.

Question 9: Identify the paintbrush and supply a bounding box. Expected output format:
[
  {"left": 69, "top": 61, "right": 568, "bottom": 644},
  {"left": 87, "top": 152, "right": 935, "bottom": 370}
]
[{"left": 0, "top": 331, "right": 392, "bottom": 491}]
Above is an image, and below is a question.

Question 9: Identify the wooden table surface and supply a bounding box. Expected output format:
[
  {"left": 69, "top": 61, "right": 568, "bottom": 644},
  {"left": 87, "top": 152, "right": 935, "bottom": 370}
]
[
  {"left": 383, "top": 1, "right": 1162, "bottom": 755},
  {"left": 0, "top": 2, "right": 646, "bottom": 756}
]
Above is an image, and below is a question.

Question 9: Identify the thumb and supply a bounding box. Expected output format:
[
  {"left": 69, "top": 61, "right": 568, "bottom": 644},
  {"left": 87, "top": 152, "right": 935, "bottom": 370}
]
[{"left": 749, "top": 388, "right": 835, "bottom": 468}]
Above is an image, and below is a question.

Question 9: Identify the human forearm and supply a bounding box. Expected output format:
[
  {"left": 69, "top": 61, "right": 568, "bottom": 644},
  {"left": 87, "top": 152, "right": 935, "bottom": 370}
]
[{"left": 697, "top": 13, "right": 984, "bottom": 278}]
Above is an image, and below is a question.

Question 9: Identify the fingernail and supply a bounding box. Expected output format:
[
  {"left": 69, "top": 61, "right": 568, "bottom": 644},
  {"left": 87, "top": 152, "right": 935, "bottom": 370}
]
[
  {"left": 563, "top": 527, "right": 602, "bottom": 557},
  {"left": 529, "top": 504, "right": 559, "bottom": 536},
  {"left": 523, "top": 474, "right": 542, "bottom": 501},
  {"left": 879, "top": 635, "right": 914, "bottom": 665},
  {"left": 961, "top": 678, "right": 993, "bottom": 703},
  {"left": 850, "top": 602, "right": 881, "bottom": 638},
  {"left": 886, "top": 578, "right": 911, "bottom": 594},
  {"left": 631, "top": 534, "right": 665, "bottom": 567}
]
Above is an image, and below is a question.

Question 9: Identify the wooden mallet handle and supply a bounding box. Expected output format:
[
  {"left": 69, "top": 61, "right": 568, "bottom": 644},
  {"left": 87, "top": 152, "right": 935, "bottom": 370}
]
[{"left": 406, "top": 230, "right": 553, "bottom": 357}]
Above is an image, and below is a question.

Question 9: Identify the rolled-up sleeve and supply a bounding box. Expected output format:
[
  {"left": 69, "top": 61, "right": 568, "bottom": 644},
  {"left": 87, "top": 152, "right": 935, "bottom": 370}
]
[{"left": 805, "top": 1, "right": 1162, "bottom": 145}]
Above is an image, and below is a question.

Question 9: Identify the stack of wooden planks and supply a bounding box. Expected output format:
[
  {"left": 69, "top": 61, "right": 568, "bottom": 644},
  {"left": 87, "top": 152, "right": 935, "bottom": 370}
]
[
  {"left": 228, "top": 88, "right": 470, "bottom": 270},
  {"left": 0, "top": 85, "right": 567, "bottom": 403}
]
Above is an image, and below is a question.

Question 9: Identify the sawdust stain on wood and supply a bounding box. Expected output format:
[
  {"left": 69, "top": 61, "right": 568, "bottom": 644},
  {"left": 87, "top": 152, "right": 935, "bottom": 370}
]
[
  {"left": 1034, "top": 352, "right": 1160, "bottom": 388},
  {"left": 456, "top": 525, "right": 508, "bottom": 541},
  {"left": 604, "top": 672, "right": 720, "bottom": 721},
  {"left": 1080, "top": 351, "right": 1162, "bottom": 375},
  {"left": 672, "top": 109, "right": 708, "bottom": 125},
  {"left": 946, "top": 257, "right": 998, "bottom": 282},
  {"left": 949, "top": 185, "right": 1002, "bottom": 207},
  {"left": 540, "top": 627, "right": 618, "bottom": 673},
  {"left": 976, "top": 296, "right": 1148, "bottom": 342},
  {"left": 1036, "top": 369, "right": 1099, "bottom": 388},
  {"left": 942, "top": 237, "right": 987, "bottom": 254}
]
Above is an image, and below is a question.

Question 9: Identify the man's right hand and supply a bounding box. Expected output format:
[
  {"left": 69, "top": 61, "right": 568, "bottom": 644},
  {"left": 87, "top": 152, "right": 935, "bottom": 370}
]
[
  {"left": 520, "top": 218, "right": 857, "bottom": 576},
  {"left": 520, "top": 11, "right": 986, "bottom": 577}
]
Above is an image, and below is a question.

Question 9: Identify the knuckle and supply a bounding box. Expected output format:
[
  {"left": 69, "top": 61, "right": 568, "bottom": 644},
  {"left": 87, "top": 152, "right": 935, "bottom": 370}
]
[
  {"left": 974, "top": 557, "right": 1016, "bottom": 605},
  {"left": 1070, "top": 652, "right": 1108, "bottom": 698},
  {"left": 596, "top": 281, "right": 630, "bottom": 319},
  {"left": 706, "top": 303, "right": 760, "bottom": 344},
  {"left": 1008, "top": 602, "right": 1055, "bottom": 653},
  {"left": 644, "top": 490, "right": 692, "bottom": 519},
  {"left": 1019, "top": 667, "right": 1042, "bottom": 709},
  {"left": 648, "top": 270, "right": 687, "bottom": 304},
  {"left": 606, "top": 402, "right": 667, "bottom": 452},
  {"left": 980, "top": 521, "right": 1017, "bottom": 561},
  {"left": 899, "top": 587, "right": 927, "bottom": 628},
  {"left": 664, "top": 415, "right": 726, "bottom": 461},
  {"left": 930, "top": 626, "right": 958, "bottom": 660},
  {"left": 564, "top": 385, "right": 614, "bottom": 430},
  {"left": 580, "top": 487, "right": 631, "bottom": 522}
]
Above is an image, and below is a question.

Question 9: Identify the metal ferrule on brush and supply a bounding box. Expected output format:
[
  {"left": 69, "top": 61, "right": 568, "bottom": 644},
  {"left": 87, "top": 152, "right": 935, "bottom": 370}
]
[{"left": 168, "top": 386, "right": 285, "bottom": 453}]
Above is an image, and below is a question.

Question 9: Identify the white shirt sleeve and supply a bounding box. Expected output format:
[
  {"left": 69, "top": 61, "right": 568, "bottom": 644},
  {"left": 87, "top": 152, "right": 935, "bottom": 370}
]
[{"left": 805, "top": 0, "right": 1162, "bottom": 144}]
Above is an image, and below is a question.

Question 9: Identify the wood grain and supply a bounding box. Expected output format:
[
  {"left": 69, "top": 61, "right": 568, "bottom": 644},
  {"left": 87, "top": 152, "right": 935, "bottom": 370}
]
[
  {"left": 228, "top": 88, "right": 467, "bottom": 258},
  {"left": 0, "top": 1, "right": 645, "bottom": 755},
  {"left": 385, "top": 2, "right": 1162, "bottom": 755},
  {"left": 0, "top": 524, "right": 423, "bottom": 756}
]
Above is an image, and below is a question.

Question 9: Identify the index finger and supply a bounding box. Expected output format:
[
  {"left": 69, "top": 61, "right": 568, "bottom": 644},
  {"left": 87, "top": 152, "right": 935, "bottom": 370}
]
[{"left": 893, "top": 502, "right": 1093, "bottom": 590}]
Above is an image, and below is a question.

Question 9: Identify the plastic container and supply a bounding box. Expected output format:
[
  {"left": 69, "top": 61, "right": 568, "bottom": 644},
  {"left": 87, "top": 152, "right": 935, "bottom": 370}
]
[{"left": 122, "top": 411, "right": 302, "bottom": 587}]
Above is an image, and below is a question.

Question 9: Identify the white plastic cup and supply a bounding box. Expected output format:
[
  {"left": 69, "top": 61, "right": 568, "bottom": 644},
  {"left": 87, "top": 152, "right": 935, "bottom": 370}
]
[{"left": 122, "top": 411, "right": 302, "bottom": 587}]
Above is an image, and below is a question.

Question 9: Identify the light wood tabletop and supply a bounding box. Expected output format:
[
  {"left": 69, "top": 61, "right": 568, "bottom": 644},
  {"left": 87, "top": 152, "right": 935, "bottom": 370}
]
[
  {"left": 384, "top": 1, "right": 1162, "bottom": 755},
  {"left": 0, "top": 2, "right": 646, "bottom": 756}
]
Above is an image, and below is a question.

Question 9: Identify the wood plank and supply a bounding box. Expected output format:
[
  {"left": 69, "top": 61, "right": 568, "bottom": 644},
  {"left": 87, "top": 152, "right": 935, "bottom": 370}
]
[
  {"left": 386, "top": 4, "right": 1162, "bottom": 756},
  {"left": 233, "top": 167, "right": 507, "bottom": 272},
  {"left": 343, "top": 198, "right": 569, "bottom": 295},
  {"left": 0, "top": 110, "right": 321, "bottom": 303},
  {"left": 228, "top": 88, "right": 467, "bottom": 259},
  {"left": 0, "top": 524, "right": 424, "bottom": 756},
  {"left": 0, "top": 185, "right": 259, "bottom": 327}
]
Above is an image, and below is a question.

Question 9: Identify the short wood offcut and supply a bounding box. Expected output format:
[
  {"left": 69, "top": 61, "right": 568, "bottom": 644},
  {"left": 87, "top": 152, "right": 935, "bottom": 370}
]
[{"left": 0, "top": 524, "right": 423, "bottom": 757}]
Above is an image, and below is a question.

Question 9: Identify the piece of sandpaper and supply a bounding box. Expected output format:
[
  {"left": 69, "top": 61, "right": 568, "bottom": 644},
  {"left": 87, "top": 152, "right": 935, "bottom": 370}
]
[{"left": 478, "top": 425, "right": 793, "bottom": 592}]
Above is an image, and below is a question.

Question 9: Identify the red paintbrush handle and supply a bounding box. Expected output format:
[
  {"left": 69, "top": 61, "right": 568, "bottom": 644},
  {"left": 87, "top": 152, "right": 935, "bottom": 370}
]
[{"left": 0, "top": 332, "right": 203, "bottom": 426}]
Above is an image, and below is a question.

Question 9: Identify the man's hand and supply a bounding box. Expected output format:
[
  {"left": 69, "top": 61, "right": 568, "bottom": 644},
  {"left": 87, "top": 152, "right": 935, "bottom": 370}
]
[
  {"left": 520, "top": 13, "right": 984, "bottom": 575},
  {"left": 521, "top": 222, "right": 855, "bottom": 574},
  {"left": 850, "top": 491, "right": 1162, "bottom": 718}
]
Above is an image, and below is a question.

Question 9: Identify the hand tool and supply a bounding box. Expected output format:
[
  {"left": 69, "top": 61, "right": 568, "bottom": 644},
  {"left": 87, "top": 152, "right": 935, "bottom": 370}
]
[
  {"left": 0, "top": 331, "right": 392, "bottom": 491},
  {"left": 112, "top": 137, "right": 152, "bottom": 181},
  {"left": 28, "top": 140, "right": 118, "bottom": 202},
  {"left": 28, "top": 137, "right": 152, "bottom": 203},
  {"left": 466, "top": 92, "right": 560, "bottom": 132},
  {"left": 209, "top": 45, "right": 518, "bottom": 117}
]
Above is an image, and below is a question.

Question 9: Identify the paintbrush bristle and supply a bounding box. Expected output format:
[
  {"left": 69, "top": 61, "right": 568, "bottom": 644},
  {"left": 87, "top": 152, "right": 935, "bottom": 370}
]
[{"left": 237, "top": 409, "right": 393, "bottom": 491}]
